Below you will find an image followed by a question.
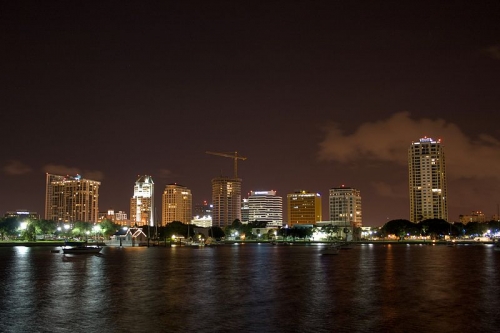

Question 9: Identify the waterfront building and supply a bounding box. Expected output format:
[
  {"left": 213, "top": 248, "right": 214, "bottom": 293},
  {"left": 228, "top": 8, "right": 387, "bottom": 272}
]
[
  {"left": 329, "top": 186, "right": 362, "bottom": 228},
  {"left": 191, "top": 215, "right": 212, "bottom": 228},
  {"left": 287, "top": 190, "right": 322, "bottom": 226},
  {"left": 211, "top": 176, "right": 241, "bottom": 228},
  {"left": 459, "top": 211, "right": 486, "bottom": 224},
  {"left": 162, "top": 183, "right": 192, "bottom": 225},
  {"left": 248, "top": 190, "right": 283, "bottom": 227},
  {"left": 45, "top": 173, "right": 100, "bottom": 223},
  {"left": 408, "top": 137, "right": 448, "bottom": 222},
  {"left": 194, "top": 200, "right": 212, "bottom": 218},
  {"left": 5, "top": 210, "right": 40, "bottom": 220},
  {"left": 241, "top": 198, "right": 249, "bottom": 223},
  {"left": 130, "top": 175, "right": 154, "bottom": 227}
]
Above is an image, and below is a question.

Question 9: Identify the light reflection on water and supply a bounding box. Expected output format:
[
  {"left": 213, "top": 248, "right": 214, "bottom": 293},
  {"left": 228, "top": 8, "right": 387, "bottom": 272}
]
[{"left": 0, "top": 244, "right": 499, "bottom": 333}]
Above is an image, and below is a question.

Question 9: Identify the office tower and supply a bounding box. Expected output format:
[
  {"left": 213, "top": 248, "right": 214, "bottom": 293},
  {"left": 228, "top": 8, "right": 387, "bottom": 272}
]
[
  {"left": 248, "top": 190, "right": 283, "bottom": 227},
  {"left": 130, "top": 175, "right": 154, "bottom": 227},
  {"left": 287, "top": 190, "right": 322, "bottom": 226},
  {"left": 329, "top": 186, "right": 362, "bottom": 228},
  {"left": 408, "top": 137, "right": 448, "bottom": 222},
  {"left": 241, "top": 198, "right": 249, "bottom": 223},
  {"left": 162, "top": 183, "right": 192, "bottom": 225},
  {"left": 211, "top": 176, "right": 241, "bottom": 228},
  {"left": 194, "top": 200, "right": 213, "bottom": 218},
  {"left": 45, "top": 173, "right": 100, "bottom": 223}
]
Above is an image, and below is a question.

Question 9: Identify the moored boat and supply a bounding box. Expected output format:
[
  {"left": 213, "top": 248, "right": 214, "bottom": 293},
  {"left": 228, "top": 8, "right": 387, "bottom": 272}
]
[{"left": 62, "top": 241, "right": 102, "bottom": 254}]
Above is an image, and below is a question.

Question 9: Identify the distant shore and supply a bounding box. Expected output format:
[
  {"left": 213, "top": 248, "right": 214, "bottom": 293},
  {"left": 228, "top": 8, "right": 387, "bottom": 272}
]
[{"left": 0, "top": 239, "right": 494, "bottom": 247}]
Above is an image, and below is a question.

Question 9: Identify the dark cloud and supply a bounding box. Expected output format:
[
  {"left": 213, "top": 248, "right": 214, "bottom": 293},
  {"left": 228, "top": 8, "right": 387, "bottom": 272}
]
[
  {"left": 43, "top": 164, "right": 104, "bottom": 181},
  {"left": 3, "top": 160, "right": 32, "bottom": 175},
  {"left": 318, "top": 111, "right": 500, "bottom": 181}
]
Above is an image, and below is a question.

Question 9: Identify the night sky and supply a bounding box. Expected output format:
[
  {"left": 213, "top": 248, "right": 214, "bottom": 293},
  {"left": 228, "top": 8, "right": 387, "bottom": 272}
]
[{"left": 2, "top": 1, "right": 499, "bottom": 226}]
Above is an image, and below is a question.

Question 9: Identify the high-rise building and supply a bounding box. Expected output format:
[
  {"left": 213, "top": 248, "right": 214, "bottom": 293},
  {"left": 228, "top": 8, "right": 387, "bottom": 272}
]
[
  {"left": 45, "top": 173, "right": 100, "bottom": 223},
  {"left": 211, "top": 177, "right": 241, "bottom": 228},
  {"left": 329, "top": 186, "right": 362, "bottom": 228},
  {"left": 287, "top": 190, "right": 322, "bottom": 226},
  {"left": 248, "top": 190, "right": 283, "bottom": 227},
  {"left": 194, "top": 200, "right": 213, "bottom": 218},
  {"left": 241, "top": 198, "right": 249, "bottom": 223},
  {"left": 408, "top": 137, "right": 448, "bottom": 222},
  {"left": 162, "top": 183, "right": 192, "bottom": 225},
  {"left": 130, "top": 175, "right": 154, "bottom": 227}
]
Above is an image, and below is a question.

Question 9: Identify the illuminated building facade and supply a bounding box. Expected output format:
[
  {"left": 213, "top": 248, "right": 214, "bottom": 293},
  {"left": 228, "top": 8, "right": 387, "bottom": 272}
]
[
  {"left": 130, "top": 175, "right": 154, "bottom": 227},
  {"left": 248, "top": 190, "right": 283, "bottom": 227},
  {"left": 329, "top": 186, "right": 362, "bottom": 228},
  {"left": 459, "top": 211, "right": 486, "bottom": 224},
  {"left": 194, "top": 201, "right": 213, "bottom": 218},
  {"left": 211, "top": 177, "right": 241, "bottom": 228},
  {"left": 45, "top": 173, "right": 100, "bottom": 223},
  {"left": 408, "top": 137, "right": 448, "bottom": 222},
  {"left": 162, "top": 183, "right": 192, "bottom": 225},
  {"left": 287, "top": 190, "right": 322, "bottom": 226}
]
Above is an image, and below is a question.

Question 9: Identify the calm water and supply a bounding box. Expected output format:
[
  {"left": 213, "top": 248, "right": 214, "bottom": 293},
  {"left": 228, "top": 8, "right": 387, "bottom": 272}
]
[{"left": 0, "top": 243, "right": 499, "bottom": 333}]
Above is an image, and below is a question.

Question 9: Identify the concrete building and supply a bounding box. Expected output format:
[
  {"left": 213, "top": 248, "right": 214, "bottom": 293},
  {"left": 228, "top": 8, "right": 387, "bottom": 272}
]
[
  {"left": 329, "top": 186, "right": 362, "bottom": 228},
  {"left": 248, "top": 190, "right": 283, "bottom": 227},
  {"left": 162, "top": 183, "right": 192, "bottom": 225},
  {"left": 194, "top": 200, "right": 213, "bottom": 218},
  {"left": 130, "top": 175, "right": 154, "bottom": 227},
  {"left": 45, "top": 173, "right": 100, "bottom": 223},
  {"left": 408, "top": 137, "right": 448, "bottom": 222},
  {"left": 211, "top": 177, "right": 241, "bottom": 228},
  {"left": 459, "top": 211, "right": 486, "bottom": 224},
  {"left": 287, "top": 190, "right": 322, "bottom": 226}
]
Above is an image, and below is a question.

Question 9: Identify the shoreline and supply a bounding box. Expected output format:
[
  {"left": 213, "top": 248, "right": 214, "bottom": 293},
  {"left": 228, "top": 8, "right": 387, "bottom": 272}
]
[{"left": 0, "top": 239, "right": 493, "bottom": 247}]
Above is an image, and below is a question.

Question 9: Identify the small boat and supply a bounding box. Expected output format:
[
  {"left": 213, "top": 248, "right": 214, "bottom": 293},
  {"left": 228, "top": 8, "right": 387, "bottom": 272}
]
[
  {"left": 322, "top": 242, "right": 341, "bottom": 255},
  {"left": 62, "top": 241, "right": 102, "bottom": 254}
]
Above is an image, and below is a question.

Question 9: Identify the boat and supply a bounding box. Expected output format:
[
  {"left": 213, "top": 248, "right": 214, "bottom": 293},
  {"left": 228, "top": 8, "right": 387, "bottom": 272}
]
[
  {"left": 494, "top": 241, "right": 500, "bottom": 251},
  {"left": 322, "top": 243, "right": 340, "bottom": 255},
  {"left": 62, "top": 241, "right": 102, "bottom": 254}
]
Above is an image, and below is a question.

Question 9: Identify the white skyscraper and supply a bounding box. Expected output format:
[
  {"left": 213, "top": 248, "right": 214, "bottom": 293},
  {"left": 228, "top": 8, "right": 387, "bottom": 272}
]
[
  {"left": 248, "top": 190, "right": 283, "bottom": 227},
  {"left": 408, "top": 137, "right": 448, "bottom": 222},
  {"left": 130, "top": 175, "right": 155, "bottom": 227}
]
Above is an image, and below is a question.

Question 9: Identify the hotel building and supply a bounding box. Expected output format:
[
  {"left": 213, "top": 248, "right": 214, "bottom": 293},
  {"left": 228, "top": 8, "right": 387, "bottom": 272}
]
[
  {"left": 45, "top": 173, "right": 100, "bottom": 223},
  {"left": 162, "top": 183, "right": 192, "bottom": 225},
  {"left": 408, "top": 137, "right": 448, "bottom": 222},
  {"left": 287, "top": 190, "right": 322, "bottom": 226},
  {"left": 329, "top": 186, "right": 362, "bottom": 228},
  {"left": 248, "top": 190, "right": 283, "bottom": 227},
  {"left": 211, "top": 177, "right": 241, "bottom": 228},
  {"left": 130, "top": 175, "right": 155, "bottom": 227}
]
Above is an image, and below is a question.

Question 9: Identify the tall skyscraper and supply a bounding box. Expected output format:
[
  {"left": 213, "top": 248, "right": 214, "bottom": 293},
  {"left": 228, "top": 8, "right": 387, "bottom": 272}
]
[
  {"left": 211, "top": 176, "right": 241, "bottom": 228},
  {"left": 130, "top": 175, "right": 155, "bottom": 227},
  {"left": 408, "top": 137, "right": 448, "bottom": 222},
  {"left": 162, "top": 183, "right": 192, "bottom": 225},
  {"left": 287, "top": 190, "right": 322, "bottom": 226},
  {"left": 329, "top": 186, "right": 362, "bottom": 228},
  {"left": 248, "top": 190, "right": 283, "bottom": 227},
  {"left": 45, "top": 173, "right": 100, "bottom": 223}
]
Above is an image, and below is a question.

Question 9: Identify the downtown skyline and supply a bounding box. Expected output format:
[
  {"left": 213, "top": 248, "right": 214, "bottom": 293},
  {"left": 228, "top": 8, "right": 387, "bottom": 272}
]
[{"left": 2, "top": 1, "right": 499, "bottom": 226}]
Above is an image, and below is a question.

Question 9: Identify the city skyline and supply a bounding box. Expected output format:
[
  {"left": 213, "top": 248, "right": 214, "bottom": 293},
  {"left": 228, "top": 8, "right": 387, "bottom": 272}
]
[{"left": 2, "top": 1, "right": 499, "bottom": 226}]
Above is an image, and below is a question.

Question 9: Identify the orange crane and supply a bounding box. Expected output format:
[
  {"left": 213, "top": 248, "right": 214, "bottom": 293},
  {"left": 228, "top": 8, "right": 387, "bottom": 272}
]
[{"left": 206, "top": 151, "right": 247, "bottom": 178}]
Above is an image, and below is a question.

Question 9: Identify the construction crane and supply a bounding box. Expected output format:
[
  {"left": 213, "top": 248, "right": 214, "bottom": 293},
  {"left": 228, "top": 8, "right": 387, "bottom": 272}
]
[{"left": 206, "top": 151, "right": 247, "bottom": 178}]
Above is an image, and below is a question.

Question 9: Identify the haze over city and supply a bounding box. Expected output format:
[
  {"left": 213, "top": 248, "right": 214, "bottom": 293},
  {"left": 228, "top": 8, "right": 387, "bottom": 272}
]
[{"left": 2, "top": 1, "right": 499, "bottom": 226}]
